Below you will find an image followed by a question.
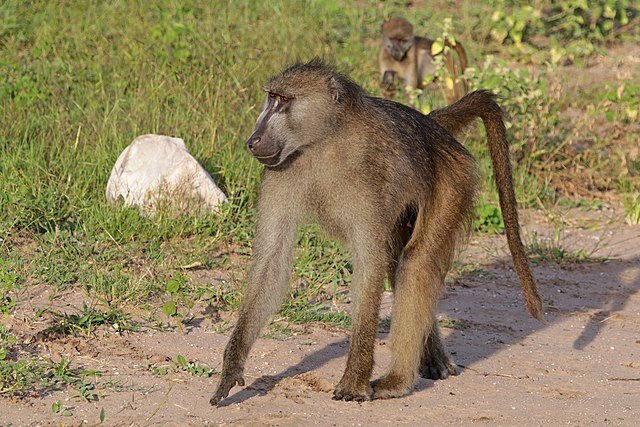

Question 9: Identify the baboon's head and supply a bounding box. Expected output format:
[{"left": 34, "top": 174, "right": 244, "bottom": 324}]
[
  {"left": 245, "top": 59, "right": 363, "bottom": 167},
  {"left": 381, "top": 17, "right": 414, "bottom": 61}
]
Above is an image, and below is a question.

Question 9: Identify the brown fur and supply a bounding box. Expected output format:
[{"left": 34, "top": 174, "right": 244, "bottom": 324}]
[
  {"left": 379, "top": 17, "right": 468, "bottom": 103},
  {"left": 210, "top": 59, "right": 542, "bottom": 406}
]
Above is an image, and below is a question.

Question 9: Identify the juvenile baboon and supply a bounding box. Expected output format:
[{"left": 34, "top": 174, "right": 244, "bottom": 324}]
[
  {"left": 210, "top": 59, "right": 542, "bottom": 405},
  {"left": 379, "top": 16, "right": 468, "bottom": 103}
]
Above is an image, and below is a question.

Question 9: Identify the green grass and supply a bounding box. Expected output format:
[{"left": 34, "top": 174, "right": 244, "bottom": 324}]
[
  {"left": 0, "top": 1, "right": 638, "bottom": 390},
  {"left": 619, "top": 179, "right": 640, "bottom": 224},
  {"left": 0, "top": 354, "right": 101, "bottom": 399},
  {"left": 527, "top": 230, "right": 607, "bottom": 265},
  {"left": 36, "top": 302, "right": 135, "bottom": 337},
  {"left": 622, "top": 191, "right": 640, "bottom": 224}
]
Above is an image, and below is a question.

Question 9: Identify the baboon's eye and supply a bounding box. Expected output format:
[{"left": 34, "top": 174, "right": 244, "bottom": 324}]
[
  {"left": 280, "top": 95, "right": 290, "bottom": 102},
  {"left": 268, "top": 92, "right": 276, "bottom": 98}
]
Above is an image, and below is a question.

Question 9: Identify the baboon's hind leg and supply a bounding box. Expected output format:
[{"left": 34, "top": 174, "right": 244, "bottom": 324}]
[
  {"left": 374, "top": 184, "right": 473, "bottom": 399},
  {"left": 420, "top": 323, "right": 458, "bottom": 380},
  {"left": 387, "top": 216, "right": 458, "bottom": 382}
]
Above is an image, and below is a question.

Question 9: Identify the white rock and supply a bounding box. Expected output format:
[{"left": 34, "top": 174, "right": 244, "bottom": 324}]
[{"left": 106, "top": 134, "right": 227, "bottom": 214}]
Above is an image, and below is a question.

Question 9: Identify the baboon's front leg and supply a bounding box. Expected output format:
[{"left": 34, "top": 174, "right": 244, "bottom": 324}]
[
  {"left": 210, "top": 198, "right": 299, "bottom": 406},
  {"left": 380, "top": 70, "right": 397, "bottom": 98},
  {"left": 403, "top": 66, "right": 419, "bottom": 92},
  {"left": 333, "top": 248, "right": 387, "bottom": 402}
]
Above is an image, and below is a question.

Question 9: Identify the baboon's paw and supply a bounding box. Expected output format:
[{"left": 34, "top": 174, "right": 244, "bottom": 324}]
[
  {"left": 371, "top": 375, "right": 412, "bottom": 399},
  {"left": 209, "top": 371, "right": 245, "bottom": 406},
  {"left": 332, "top": 381, "right": 372, "bottom": 402},
  {"left": 419, "top": 354, "right": 458, "bottom": 380}
]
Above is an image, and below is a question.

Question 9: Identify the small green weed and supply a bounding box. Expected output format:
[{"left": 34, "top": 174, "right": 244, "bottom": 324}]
[
  {"left": 175, "top": 354, "right": 217, "bottom": 377},
  {"left": 147, "top": 354, "right": 217, "bottom": 377},
  {"left": 619, "top": 179, "right": 640, "bottom": 224},
  {"left": 72, "top": 376, "right": 98, "bottom": 402},
  {"left": 527, "top": 231, "right": 603, "bottom": 264},
  {"left": 557, "top": 197, "right": 605, "bottom": 212},
  {"left": 51, "top": 400, "right": 73, "bottom": 417},
  {"left": 474, "top": 202, "right": 505, "bottom": 234},
  {"left": 0, "top": 324, "right": 17, "bottom": 361},
  {"left": 0, "top": 356, "right": 100, "bottom": 398},
  {"left": 438, "top": 318, "right": 471, "bottom": 331},
  {"left": 0, "top": 255, "right": 23, "bottom": 316},
  {"left": 622, "top": 191, "right": 640, "bottom": 224},
  {"left": 37, "top": 302, "right": 134, "bottom": 337},
  {"left": 279, "top": 298, "right": 352, "bottom": 329},
  {"left": 264, "top": 321, "right": 295, "bottom": 340},
  {"left": 163, "top": 276, "right": 188, "bottom": 315}
]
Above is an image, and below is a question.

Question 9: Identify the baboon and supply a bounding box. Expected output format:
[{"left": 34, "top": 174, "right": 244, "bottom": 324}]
[
  {"left": 210, "top": 59, "right": 542, "bottom": 405},
  {"left": 380, "top": 17, "right": 468, "bottom": 103}
]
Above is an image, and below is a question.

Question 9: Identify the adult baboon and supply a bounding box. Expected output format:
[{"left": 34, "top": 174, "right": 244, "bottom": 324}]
[
  {"left": 379, "top": 16, "right": 468, "bottom": 103},
  {"left": 210, "top": 59, "right": 541, "bottom": 405}
]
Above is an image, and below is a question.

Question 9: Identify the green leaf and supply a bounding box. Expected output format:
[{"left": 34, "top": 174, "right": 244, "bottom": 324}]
[
  {"left": 176, "top": 354, "right": 187, "bottom": 367},
  {"left": 100, "top": 408, "right": 105, "bottom": 423},
  {"left": 166, "top": 279, "right": 180, "bottom": 294},
  {"left": 162, "top": 300, "right": 177, "bottom": 317}
]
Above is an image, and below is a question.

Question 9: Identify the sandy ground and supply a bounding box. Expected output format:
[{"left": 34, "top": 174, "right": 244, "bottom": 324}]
[{"left": 1, "top": 209, "right": 639, "bottom": 426}]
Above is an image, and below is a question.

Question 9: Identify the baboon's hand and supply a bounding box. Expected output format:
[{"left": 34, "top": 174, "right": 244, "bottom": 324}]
[{"left": 209, "top": 370, "right": 245, "bottom": 406}]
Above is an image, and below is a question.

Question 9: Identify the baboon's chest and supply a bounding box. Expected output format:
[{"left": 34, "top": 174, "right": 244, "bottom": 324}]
[{"left": 303, "top": 184, "right": 354, "bottom": 244}]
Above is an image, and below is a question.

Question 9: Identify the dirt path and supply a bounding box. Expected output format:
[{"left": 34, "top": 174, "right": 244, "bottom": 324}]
[{"left": 2, "top": 212, "right": 639, "bottom": 426}]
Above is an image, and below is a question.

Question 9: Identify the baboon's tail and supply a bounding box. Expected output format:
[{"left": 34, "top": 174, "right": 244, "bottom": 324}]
[
  {"left": 443, "top": 40, "right": 468, "bottom": 102},
  {"left": 428, "top": 91, "right": 543, "bottom": 320}
]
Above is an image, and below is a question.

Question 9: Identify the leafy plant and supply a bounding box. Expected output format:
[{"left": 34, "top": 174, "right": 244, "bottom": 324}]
[
  {"left": 51, "top": 400, "right": 73, "bottom": 417},
  {"left": 279, "top": 297, "right": 352, "bottom": 329},
  {"left": 37, "top": 302, "right": 134, "bottom": 337},
  {"left": 474, "top": 202, "right": 505, "bottom": 233},
  {"left": 73, "top": 376, "right": 99, "bottom": 402},
  {"left": 161, "top": 275, "right": 195, "bottom": 324},
  {"left": 489, "top": 0, "right": 639, "bottom": 45},
  {"left": 1, "top": 356, "right": 100, "bottom": 398},
  {"left": 619, "top": 179, "right": 640, "bottom": 224},
  {"left": 0, "top": 255, "right": 22, "bottom": 317},
  {"left": 527, "top": 231, "right": 604, "bottom": 264},
  {"left": 0, "top": 324, "right": 17, "bottom": 361},
  {"left": 147, "top": 354, "right": 217, "bottom": 377}
]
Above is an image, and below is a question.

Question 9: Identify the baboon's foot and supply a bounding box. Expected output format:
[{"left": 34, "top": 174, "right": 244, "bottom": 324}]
[
  {"left": 333, "top": 377, "right": 372, "bottom": 402},
  {"left": 209, "top": 368, "right": 245, "bottom": 406},
  {"left": 419, "top": 352, "right": 458, "bottom": 380},
  {"left": 371, "top": 374, "right": 413, "bottom": 399}
]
